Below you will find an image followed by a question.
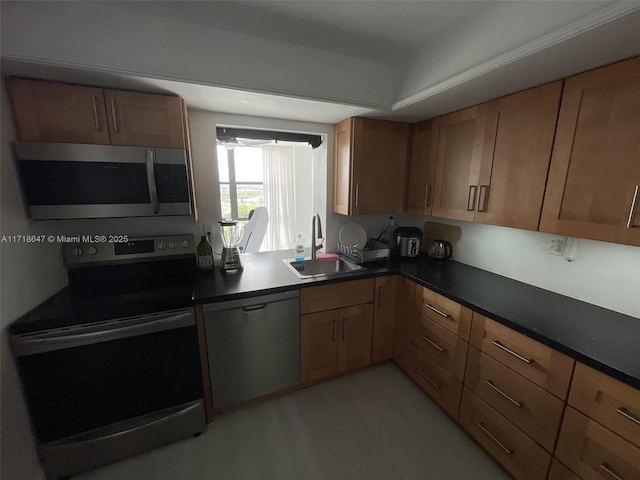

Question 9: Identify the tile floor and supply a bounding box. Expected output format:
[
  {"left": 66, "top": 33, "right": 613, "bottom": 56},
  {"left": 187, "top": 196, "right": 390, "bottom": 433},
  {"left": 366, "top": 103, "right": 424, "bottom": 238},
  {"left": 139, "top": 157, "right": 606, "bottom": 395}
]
[{"left": 76, "top": 363, "right": 508, "bottom": 479}]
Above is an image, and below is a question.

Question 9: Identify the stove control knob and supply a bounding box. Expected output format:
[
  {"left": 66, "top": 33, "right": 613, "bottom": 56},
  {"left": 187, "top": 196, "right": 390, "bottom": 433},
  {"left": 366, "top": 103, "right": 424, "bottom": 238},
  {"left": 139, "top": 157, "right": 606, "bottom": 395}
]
[
  {"left": 71, "top": 247, "right": 83, "bottom": 256},
  {"left": 87, "top": 247, "right": 98, "bottom": 255},
  {"left": 181, "top": 240, "right": 190, "bottom": 248},
  {"left": 168, "top": 241, "right": 177, "bottom": 249},
  {"left": 157, "top": 241, "right": 166, "bottom": 250}
]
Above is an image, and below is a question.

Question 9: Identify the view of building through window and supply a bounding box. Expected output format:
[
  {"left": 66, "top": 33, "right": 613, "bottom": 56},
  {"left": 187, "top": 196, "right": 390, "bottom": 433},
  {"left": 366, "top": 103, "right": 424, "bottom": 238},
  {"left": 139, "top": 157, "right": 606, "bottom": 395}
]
[{"left": 217, "top": 145, "right": 264, "bottom": 220}]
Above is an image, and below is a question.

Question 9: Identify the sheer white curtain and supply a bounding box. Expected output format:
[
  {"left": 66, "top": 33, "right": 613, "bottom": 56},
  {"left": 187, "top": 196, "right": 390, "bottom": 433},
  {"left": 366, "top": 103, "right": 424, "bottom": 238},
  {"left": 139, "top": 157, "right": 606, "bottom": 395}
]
[{"left": 262, "top": 145, "right": 296, "bottom": 251}]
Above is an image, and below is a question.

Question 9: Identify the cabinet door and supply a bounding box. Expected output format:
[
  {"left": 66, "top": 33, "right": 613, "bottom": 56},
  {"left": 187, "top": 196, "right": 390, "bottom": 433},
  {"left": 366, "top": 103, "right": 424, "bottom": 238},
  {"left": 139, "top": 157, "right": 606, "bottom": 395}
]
[
  {"left": 540, "top": 57, "right": 640, "bottom": 246},
  {"left": 351, "top": 118, "right": 410, "bottom": 215},
  {"left": 301, "top": 310, "right": 339, "bottom": 383},
  {"left": 333, "top": 118, "right": 353, "bottom": 215},
  {"left": 392, "top": 276, "right": 416, "bottom": 374},
  {"left": 372, "top": 275, "right": 398, "bottom": 363},
  {"left": 432, "top": 106, "right": 485, "bottom": 221},
  {"left": 338, "top": 304, "right": 373, "bottom": 372},
  {"left": 475, "top": 81, "right": 562, "bottom": 231},
  {"left": 105, "top": 90, "right": 185, "bottom": 148},
  {"left": 7, "top": 78, "right": 111, "bottom": 144},
  {"left": 406, "top": 119, "right": 439, "bottom": 214}
]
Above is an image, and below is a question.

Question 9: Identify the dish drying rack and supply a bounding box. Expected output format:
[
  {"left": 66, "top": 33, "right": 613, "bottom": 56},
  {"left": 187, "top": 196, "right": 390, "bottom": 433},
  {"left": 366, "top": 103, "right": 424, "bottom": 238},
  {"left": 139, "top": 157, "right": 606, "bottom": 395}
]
[{"left": 337, "top": 239, "right": 390, "bottom": 264}]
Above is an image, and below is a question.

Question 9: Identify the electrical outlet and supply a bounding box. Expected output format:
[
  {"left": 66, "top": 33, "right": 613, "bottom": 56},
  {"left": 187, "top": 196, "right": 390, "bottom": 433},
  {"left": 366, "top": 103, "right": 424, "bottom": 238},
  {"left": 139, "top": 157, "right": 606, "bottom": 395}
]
[{"left": 547, "top": 237, "right": 566, "bottom": 256}]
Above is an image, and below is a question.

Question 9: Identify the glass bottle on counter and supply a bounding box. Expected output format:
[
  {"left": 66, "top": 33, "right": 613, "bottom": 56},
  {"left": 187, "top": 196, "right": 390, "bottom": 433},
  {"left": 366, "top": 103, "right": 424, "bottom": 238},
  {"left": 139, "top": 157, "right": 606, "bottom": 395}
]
[
  {"left": 294, "top": 234, "right": 305, "bottom": 261},
  {"left": 197, "top": 234, "right": 214, "bottom": 271}
]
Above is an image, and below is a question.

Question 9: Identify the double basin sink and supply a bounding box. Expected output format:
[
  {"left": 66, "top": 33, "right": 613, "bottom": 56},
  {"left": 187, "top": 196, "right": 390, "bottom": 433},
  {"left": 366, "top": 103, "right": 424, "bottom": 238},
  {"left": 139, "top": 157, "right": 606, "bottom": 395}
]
[{"left": 285, "top": 257, "right": 365, "bottom": 279}]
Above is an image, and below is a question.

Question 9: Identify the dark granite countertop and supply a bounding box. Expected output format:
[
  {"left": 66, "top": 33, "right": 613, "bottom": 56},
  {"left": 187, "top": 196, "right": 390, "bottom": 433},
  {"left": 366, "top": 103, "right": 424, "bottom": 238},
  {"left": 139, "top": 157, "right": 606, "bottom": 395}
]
[{"left": 11, "top": 250, "right": 640, "bottom": 390}]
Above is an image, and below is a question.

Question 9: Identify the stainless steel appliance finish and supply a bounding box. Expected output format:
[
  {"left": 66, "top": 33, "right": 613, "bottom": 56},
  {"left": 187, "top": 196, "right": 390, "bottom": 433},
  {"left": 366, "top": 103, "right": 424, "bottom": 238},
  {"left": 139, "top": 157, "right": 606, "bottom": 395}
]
[
  {"left": 285, "top": 257, "right": 365, "bottom": 278},
  {"left": 203, "top": 290, "right": 300, "bottom": 409},
  {"left": 10, "top": 236, "right": 204, "bottom": 479},
  {"left": 393, "top": 226, "right": 423, "bottom": 258},
  {"left": 14, "top": 141, "right": 192, "bottom": 220}
]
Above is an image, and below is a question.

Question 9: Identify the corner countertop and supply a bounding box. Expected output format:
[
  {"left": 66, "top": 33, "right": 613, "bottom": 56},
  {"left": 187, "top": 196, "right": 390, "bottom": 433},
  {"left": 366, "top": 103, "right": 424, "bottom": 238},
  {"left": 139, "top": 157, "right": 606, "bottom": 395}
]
[
  {"left": 194, "top": 251, "right": 640, "bottom": 390},
  {"left": 11, "top": 250, "right": 640, "bottom": 390}
]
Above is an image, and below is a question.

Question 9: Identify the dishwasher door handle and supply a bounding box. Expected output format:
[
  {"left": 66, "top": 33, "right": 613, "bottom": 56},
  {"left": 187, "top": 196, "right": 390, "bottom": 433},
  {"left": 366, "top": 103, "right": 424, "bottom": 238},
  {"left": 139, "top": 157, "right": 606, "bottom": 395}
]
[{"left": 242, "top": 304, "right": 267, "bottom": 312}]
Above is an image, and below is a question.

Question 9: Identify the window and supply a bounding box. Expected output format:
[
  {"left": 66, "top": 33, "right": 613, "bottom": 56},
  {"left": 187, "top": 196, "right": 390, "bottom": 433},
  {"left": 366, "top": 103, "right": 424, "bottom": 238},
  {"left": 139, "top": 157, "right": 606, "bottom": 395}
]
[
  {"left": 217, "top": 145, "right": 264, "bottom": 220},
  {"left": 215, "top": 128, "right": 323, "bottom": 253}
]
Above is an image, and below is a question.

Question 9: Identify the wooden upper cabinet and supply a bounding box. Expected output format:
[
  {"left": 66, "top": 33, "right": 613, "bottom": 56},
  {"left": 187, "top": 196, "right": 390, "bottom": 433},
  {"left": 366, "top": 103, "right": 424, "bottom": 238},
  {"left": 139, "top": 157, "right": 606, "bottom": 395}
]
[
  {"left": 8, "top": 77, "right": 187, "bottom": 149},
  {"left": 406, "top": 119, "right": 439, "bottom": 214},
  {"left": 475, "top": 82, "right": 562, "bottom": 231},
  {"left": 540, "top": 57, "right": 640, "bottom": 246},
  {"left": 333, "top": 117, "right": 410, "bottom": 215},
  {"left": 105, "top": 90, "right": 185, "bottom": 148},
  {"left": 7, "top": 78, "right": 112, "bottom": 145},
  {"left": 431, "top": 106, "right": 485, "bottom": 221}
]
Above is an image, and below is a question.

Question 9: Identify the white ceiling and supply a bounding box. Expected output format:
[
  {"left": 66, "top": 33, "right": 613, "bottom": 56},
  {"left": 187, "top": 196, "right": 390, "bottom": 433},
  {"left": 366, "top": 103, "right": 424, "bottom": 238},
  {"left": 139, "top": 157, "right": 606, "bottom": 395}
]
[{"left": 2, "top": 1, "right": 640, "bottom": 124}]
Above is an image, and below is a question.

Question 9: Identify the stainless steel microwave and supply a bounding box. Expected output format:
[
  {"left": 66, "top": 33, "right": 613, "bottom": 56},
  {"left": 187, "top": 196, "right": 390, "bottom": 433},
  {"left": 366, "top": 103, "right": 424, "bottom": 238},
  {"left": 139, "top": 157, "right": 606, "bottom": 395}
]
[{"left": 14, "top": 142, "right": 192, "bottom": 220}]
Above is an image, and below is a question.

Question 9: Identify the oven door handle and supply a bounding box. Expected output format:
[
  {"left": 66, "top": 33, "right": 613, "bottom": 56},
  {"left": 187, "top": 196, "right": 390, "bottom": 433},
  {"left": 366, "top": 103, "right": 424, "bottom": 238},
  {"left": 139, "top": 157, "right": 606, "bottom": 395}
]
[
  {"left": 146, "top": 148, "right": 160, "bottom": 214},
  {"left": 12, "top": 310, "right": 194, "bottom": 357}
]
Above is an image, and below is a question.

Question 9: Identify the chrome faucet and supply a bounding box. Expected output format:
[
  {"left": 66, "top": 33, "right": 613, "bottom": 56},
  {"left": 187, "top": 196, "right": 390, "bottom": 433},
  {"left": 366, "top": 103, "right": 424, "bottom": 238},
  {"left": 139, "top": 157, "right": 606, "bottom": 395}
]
[{"left": 311, "top": 213, "right": 324, "bottom": 259}]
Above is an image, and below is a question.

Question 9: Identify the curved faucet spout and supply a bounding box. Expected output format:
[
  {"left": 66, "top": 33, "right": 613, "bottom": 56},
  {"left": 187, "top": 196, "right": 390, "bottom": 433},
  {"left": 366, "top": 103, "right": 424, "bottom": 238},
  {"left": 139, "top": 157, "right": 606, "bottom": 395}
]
[{"left": 311, "top": 213, "right": 324, "bottom": 259}]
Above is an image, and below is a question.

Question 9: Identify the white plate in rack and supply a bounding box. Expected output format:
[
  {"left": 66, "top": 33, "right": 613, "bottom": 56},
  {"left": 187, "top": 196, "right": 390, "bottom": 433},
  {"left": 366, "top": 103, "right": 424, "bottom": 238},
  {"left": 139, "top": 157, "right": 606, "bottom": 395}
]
[{"left": 338, "top": 223, "right": 367, "bottom": 250}]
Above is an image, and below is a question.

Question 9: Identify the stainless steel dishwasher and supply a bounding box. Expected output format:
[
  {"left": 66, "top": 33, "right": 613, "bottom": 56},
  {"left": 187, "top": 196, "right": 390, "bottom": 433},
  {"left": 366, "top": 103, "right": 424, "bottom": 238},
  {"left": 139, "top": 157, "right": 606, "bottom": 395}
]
[{"left": 203, "top": 290, "right": 300, "bottom": 409}]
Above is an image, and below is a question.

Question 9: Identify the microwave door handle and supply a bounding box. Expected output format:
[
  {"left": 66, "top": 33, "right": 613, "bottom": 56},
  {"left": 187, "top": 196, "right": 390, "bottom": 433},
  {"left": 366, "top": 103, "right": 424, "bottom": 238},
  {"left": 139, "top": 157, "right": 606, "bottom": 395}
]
[{"left": 146, "top": 148, "right": 160, "bottom": 214}]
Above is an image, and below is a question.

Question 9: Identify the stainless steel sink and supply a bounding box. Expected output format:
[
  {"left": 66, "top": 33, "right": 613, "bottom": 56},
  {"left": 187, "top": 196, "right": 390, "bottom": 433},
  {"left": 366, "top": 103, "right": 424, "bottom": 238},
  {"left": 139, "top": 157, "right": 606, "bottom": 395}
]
[{"left": 284, "top": 257, "right": 366, "bottom": 278}]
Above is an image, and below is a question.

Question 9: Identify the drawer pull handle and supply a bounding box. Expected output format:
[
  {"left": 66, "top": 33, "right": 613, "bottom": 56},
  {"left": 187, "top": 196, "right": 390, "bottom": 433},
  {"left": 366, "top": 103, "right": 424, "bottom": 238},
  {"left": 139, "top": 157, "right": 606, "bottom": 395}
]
[
  {"left": 418, "top": 369, "right": 442, "bottom": 390},
  {"left": 91, "top": 95, "right": 101, "bottom": 131},
  {"left": 485, "top": 380, "right": 524, "bottom": 408},
  {"left": 425, "top": 303, "right": 450, "bottom": 318},
  {"left": 491, "top": 340, "right": 534, "bottom": 364},
  {"left": 110, "top": 98, "right": 119, "bottom": 132},
  {"left": 616, "top": 407, "right": 640, "bottom": 426},
  {"left": 627, "top": 185, "right": 639, "bottom": 228},
  {"left": 422, "top": 335, "right": 446, "bottom": 352},
  {"left": 478, "top": 422, "right": 513, "bottom": 455},
  {"left": 600, "top": 462, "right": 624, "bottom": 480}
]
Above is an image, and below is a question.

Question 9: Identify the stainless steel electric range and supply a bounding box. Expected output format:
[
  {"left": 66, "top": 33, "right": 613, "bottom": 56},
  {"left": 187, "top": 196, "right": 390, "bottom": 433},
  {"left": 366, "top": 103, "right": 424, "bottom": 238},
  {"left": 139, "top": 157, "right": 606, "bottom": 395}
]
[{"left": 10, "top": 235, "right": 205, "bottom": 480}]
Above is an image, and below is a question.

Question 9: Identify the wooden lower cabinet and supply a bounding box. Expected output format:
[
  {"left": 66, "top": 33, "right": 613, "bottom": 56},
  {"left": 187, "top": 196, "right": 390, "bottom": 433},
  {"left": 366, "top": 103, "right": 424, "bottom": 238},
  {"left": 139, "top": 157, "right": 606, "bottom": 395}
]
[
  {"left": 470, "top": 313, "right": 574, "bottom": 399},
  {"left": 411, "top": 347, "right": 462, "bottom": 418},
  {"left": 548, "top": 460, "right": 582, "bottom": 480},
  {"left": 300, "top": 303, "right": 373, "bottom": 383},
  {"left": 371, "top": 275, "right": 398, "bottom": 363},
  {"left": 568, "top": 363, "right": 640, "bottom": 448},
  {"left": 300, "top": 310, "right": 339, "bottom": 383},
  {"left": 464, "top": 347, "right": 564, "bottom": 452},
  {"left": 414, "top": 286, "right": 472, "bottom": 340},
  {"left": 555, "top": 407, "right": 640, "bottom": 480},
  {"left": 459, "top": 388, "right": 551, "bottom": 480},
  {"left": 337, "top": 304, "right": 374, "bottom": 372},
  {"left": 412, "top": 311, "right": 468, "bottom": 381},
  {"left": 392, "top": 276, "right": 416, "bottom": 374}
]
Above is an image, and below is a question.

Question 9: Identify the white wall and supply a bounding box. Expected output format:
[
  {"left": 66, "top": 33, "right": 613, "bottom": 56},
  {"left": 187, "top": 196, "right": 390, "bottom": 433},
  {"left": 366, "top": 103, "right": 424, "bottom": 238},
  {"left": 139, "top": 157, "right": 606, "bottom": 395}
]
[
  {"left": 406, "top": 216, "right": 640, "bottom": 319},
  {"left": 0, "top": 79, "right": 66, "bottom": 480}
]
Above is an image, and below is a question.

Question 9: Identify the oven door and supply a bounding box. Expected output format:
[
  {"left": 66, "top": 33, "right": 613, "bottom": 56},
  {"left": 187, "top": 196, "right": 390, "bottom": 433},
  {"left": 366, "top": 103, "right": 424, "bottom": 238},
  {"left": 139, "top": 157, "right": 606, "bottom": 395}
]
[
  {"left": 14, "top": 142, "right": 191, "bottom": 219},
  {"left": 12, "top": 308, "right": 204, "bottom": 445}
]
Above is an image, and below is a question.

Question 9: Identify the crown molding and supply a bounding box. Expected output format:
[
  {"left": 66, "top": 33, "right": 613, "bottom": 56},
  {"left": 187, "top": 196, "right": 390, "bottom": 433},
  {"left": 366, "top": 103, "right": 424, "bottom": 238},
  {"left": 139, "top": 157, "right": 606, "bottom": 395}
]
[{"left": 392, "top": 1, "right": 640, "bottom": 110}]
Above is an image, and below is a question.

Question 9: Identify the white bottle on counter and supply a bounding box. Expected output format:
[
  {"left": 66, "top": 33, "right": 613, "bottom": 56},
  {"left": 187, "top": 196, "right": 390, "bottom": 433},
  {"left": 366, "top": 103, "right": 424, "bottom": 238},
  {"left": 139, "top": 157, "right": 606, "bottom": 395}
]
[{"left": 294, "top": 234, "right": 305, "bottom": 261}]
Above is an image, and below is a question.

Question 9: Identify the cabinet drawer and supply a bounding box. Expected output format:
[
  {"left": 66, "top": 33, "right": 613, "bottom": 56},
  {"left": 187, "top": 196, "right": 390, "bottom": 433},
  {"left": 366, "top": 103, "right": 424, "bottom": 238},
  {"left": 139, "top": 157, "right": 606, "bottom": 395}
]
[
  {"left": 470, "top": 313, "right": 574, "bottom": 399},
  {"left": 414, "top": 286, "right": 472, "bottom": 340},
  {"left": 412, "top": 311, "right": 468, "bottom": 381},
  {"left": 300, "top": 279, "right": 374, "bottom": 314},
  {"left": 459, "top": 388, "right": 551, "bottom": 480},
  {"left": 548, "top": 459, "right": 582, "bottom": 480},
  {"left": 465, "top": 347, "right": 564, "bottom": 452},
  {"left": 411, "top": 347, "right": 462, "bottom": 418},
  {"left": 556, "top": 407, "right": 640, "bottom": 480},
  {"left": 569, "top": 363, "right": 640, "bottom": 448}
]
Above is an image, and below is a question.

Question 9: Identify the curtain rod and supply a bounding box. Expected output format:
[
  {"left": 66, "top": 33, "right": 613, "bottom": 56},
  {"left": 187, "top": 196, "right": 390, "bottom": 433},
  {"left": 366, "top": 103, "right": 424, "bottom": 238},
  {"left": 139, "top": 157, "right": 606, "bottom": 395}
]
[{"left": 216, "top": 127, "right": 323, "bottom": 149}]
